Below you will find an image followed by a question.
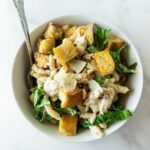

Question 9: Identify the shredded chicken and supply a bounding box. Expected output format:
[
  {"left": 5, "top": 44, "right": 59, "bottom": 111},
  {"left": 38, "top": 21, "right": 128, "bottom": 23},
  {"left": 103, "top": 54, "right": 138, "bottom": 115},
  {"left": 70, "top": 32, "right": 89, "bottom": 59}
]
[
  {"left": 37, "top": 77, "right": 48, "bottom": 88},
  {"left": 77, "top": 104, "right": 86, "bottom": 113},
  {"left": 80, "top": 113, "right": 96, "bottom": 124},
  {"left": 82, "top": 89, "right": 87, "bottom": 100},
  {"left": 73, "top": 73, "right": 89, "bottom": 83},
  {"left": 86, "top": 62, "right": 95, "bottom": 74},
  {"left": 99, "top": 123, "right": 107, "bottom": 129},
  {"left": 89, "top": 126, "right": 104, "bottom": 137},
  {"left": 74, "top": 34, "right": 87, "bottom": 55},
  {"left": 107, "top": 83, "right": 129, "bottom": 94},
  {"left": 98, "top": 87, "right": 115, "bottom": 114},
  {"left": 113, "top": 71, "right": 120, "bottom": 81}
]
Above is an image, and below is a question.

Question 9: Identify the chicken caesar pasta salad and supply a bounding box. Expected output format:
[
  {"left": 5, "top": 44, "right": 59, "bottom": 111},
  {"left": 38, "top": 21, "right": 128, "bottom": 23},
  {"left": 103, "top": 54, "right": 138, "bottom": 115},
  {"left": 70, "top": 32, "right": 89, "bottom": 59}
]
[{"left": 29, "top": 22, "right": 137, "bottom": 137}]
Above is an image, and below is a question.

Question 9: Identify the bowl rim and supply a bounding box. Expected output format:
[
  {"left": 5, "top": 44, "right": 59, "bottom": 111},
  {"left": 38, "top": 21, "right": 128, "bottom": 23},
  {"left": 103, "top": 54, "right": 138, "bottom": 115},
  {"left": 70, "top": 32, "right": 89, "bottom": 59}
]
[{"left": 11, "top": 14, "right": 144, "bottom": 142}]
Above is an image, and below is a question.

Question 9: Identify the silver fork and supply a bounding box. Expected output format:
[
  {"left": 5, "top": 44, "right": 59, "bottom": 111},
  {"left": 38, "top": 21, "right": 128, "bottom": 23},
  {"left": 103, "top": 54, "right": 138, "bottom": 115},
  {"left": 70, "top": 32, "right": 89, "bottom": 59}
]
[{"left": 13, "top": 0, "right": 34, "bottom": 87}]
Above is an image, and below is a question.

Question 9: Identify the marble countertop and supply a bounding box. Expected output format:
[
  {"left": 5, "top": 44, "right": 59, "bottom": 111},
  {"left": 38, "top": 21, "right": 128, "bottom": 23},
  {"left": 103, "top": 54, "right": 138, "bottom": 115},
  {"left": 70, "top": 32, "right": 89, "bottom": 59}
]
[{"left": 0, "top": 0, "right": 150, "bottom": 149}]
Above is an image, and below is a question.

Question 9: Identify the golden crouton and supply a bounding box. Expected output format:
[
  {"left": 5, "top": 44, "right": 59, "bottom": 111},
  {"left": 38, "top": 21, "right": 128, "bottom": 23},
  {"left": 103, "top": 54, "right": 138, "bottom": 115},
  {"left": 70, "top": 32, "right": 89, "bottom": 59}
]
[
  {"left": 38, "top": 39, "right": 55, "bottom": 54},
  {"left": 108, "top": 35, "right": 125, "bottom": 50},
  {"left": 69, "top": 23, "right": 94, "bottom": 45},
  {"left": 34, "top": 52, "right": 49, "bottom": 69},
  {"left": 58, "top": 88, "right": 83, "bottom": 108},
  {"left": 63, "top": 26, "right": 77, "bottom": 38},
  {"left": 44, "top": 23, "right": 63, "bottom": 40},
  {"left": 59, "top": 115, "right": 78, "bottom": 136},
  {"left": 53, "top": 40, "right": 78, "bottom": 65},
  {"left": 62, "top": 24, "right": 71, "bottom": 31},
  {"left": 93, "top": 48, "right": 115, "bottom": 76},
  {"left": 84, "top": 23, "right": 94, "bottom": 45}
]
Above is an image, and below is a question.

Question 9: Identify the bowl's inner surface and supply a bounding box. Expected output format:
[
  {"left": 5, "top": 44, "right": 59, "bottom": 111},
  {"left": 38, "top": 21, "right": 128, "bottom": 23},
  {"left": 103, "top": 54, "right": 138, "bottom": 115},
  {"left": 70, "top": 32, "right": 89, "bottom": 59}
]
[{"left": 12, "top": 15, "right": 143, "bottom": 142}]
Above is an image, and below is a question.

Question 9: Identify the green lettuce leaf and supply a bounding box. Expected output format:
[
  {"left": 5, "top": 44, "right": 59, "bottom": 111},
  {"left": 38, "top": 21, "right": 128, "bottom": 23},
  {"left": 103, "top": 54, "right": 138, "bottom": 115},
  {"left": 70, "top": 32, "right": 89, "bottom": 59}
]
[
  {"left": 65, "top": 108, "right": 78, "bottom": 116},
  {"left": 78, "top": 118, "right": 92, "bottom": 128},
  {"left": 50, "top": 100, "right": 78, "bottom": 116},
  {"left": 50, "top": 50, "right": 55, "bottom": 56},
  {"left": 87, "top": 26, "right": 111, "bottom": 53},
  {"left": 35, "top": 107, "right": 58, "bottom": 123},
  {"left": 78, "top": 109, "right": 132, "bottom": 129},
  {"left": 36, "top": 97, "right": 50, "bottom": 108},
  {"left": 95, "top": 27, "right": 111, "bottom": 50},
  {"left": 31, "top": 87, "right": 57, "bottom": 123},
  {"left": 95, "top": 110, "right": 132, "bottom": 124},
  {"left": 111, "top": 102, "right": 124, "bottom": 111},
  {"left": 87, "top": 45, "right": 98, "bottom": 53},
  {"left": 111, "top": 44, "right": 137, "bottom": 74},
  {"left": 94, "top": 74, "right": 106, "bottom": 86},
  {"left": 33, "top": 88, "right": 45, "bottom": 107}
]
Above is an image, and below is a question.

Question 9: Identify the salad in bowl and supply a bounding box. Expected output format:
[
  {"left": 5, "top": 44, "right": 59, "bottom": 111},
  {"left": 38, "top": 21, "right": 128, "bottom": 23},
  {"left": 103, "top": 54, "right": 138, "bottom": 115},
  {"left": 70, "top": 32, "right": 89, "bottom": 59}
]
[{"left": 29, "top": 22, "right": 137, "bottom": 138}]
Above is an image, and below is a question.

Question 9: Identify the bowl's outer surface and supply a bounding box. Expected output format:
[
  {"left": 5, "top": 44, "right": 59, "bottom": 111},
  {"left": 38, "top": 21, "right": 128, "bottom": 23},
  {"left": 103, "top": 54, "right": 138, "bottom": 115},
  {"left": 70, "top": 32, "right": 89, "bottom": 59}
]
[{"left": 12, "top": 15, "right": 143, "bottom": 142}]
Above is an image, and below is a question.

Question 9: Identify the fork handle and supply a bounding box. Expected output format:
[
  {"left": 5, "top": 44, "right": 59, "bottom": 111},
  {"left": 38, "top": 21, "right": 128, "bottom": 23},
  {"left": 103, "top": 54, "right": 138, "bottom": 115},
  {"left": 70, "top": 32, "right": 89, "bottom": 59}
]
[{"left": 13, "top": 0, "right": 33, "bottom": 66}]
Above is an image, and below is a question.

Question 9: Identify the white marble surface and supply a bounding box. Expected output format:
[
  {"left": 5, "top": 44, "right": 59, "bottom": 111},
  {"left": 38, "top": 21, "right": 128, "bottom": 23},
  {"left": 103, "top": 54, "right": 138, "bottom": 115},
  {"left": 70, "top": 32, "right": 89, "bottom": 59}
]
[{"left": 0, "top": 0, "right": 150, "bottom": 149}]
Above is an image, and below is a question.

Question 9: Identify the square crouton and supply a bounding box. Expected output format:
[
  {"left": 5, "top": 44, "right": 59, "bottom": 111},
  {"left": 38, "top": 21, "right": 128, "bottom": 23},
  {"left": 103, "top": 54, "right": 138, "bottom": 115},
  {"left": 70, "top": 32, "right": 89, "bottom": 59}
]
[
  {"left": 59, "top": 115, "right": 78, "bottom": 136},
  {"left": 44, "top": 23, "right": 63, "bottom": 40},
  {"left": 58, "top": 88, "right": 83, "bottom": 108},
  {"left": 34, "top": 52, "right": 49, "bottom": 69},
  {"left": 69, "top": 23, "right": 94, "bottom": 45},
  {"left": 62, "top": 24, "right": 71, "bottom": 31},
  {"left": 53, "top": 40, "right": 78, "bottom": 65},
  {"left": 63, "top": 26, "right": 77, "bottom": 38},
  {"left": 38, "top": 39, "right": 55, "bottom": 54},
  {"left": 84, "top": 23, "right": 94, "bottom": 45},
  {"left": 108, "top": 35, "right": 125, "bottom": 50},
  {"left": 93, "top": 49, "right": 115, "bottom": 76}
]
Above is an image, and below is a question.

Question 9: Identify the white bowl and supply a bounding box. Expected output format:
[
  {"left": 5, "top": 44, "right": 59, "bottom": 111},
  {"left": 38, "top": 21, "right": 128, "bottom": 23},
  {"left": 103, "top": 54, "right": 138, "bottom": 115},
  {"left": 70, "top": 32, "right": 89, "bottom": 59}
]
[{"left": 12, "top": 15, "right": 143, "bottom": 142}]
